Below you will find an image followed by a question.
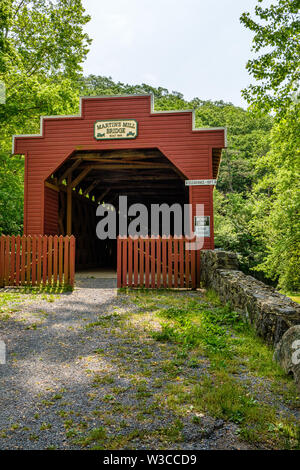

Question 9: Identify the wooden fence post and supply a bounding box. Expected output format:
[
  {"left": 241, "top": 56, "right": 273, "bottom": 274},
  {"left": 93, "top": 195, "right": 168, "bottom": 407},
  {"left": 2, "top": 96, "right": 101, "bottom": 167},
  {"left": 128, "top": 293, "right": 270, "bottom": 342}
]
[
  {"left": 64, "top": 236, "right": 69, "bottom": 285},
  {"left": 69, "top": 235, "right": 75, "bottom": 287},
  {"left": 117, "top": 236, "right": 121, "bottom": 288},
  {"left": 15, "top": 235, "right": 21, "bottom": 286}
]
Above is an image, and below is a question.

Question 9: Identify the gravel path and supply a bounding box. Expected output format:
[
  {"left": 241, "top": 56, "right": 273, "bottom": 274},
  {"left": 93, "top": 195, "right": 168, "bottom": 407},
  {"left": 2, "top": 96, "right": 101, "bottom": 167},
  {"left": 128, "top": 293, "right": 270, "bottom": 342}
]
[{"left": 0, "top": 278, "right": 266, "bottom": 449}]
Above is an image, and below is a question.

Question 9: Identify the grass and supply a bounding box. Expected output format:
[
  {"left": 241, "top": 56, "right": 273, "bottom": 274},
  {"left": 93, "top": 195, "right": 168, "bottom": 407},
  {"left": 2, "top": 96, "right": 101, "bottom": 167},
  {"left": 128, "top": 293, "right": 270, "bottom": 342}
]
[
  {"left": 283, "top": 292, "right": 300, "bottom": 304},
  {"left": 120, "top": 287, "right": 300, "bottom": 449},
  {"left": 0, "top": 284, "right": 71, "bottom": 321}
]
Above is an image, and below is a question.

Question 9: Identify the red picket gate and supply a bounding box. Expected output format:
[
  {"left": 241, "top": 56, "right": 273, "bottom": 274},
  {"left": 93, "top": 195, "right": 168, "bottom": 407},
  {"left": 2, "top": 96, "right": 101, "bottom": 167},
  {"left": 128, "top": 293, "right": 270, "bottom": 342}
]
[
  {"left": 0, "top": 235, "right": 75, "bottom": 287},
  {"left": 117, "top": 236, "right": 200, "bottom": 289}
]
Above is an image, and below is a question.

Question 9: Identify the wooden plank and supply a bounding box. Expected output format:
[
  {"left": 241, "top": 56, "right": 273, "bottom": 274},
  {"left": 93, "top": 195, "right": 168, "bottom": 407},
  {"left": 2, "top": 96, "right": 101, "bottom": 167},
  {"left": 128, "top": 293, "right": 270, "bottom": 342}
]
[
  {"left": 45, "top": 181, "right": 59, "bottom": 192},
  {"left": 15, "top": 235, "right": 21, "bottom": 286},
  {"left": 162, "top": 237, "right": 167, "bottom": 288},
  {"left": 122, "top": 237, "right": 127, "bottom": 287},
  {"left": 67, "top": 175, "right": 72, "bottom": 236},
  {"left": 191, "top": 242, "right": 196, "bottom": 289},
  {"left": 88, "top": 163, "right": 171, "bottom": 170},
  {"left": 179, "top": 238, "right": 184, "bottom": 287},
  {"left": 151, "top": 237, "right": 156, "bottom": 288},
  {"left": 168, "top": 237, "right": 173, "bottom": 288},
  {"left": 133, "top": 237, "right": 139, "bottom": 287},
  {"left": 69, "top": 235, "right": 75, "bottom": 287},
  {"left": 139, "top": 238, "right": 144, "bottom": 287},
  {"left": 96, "top": 188, "right": 110, "bottom": 204},
  {"left": 53, "top": 235, "right": 58, "bottom": 285},
  {"left": 48, "top": 236, "right": 53, "bottom": 285},
  {"left": 72, "top": 150, "right": 163, "bottom": 160},
  {"left": 128, "top": 237, "right": 133, "bottom": 287},
  {"left": 185, "top": 239, "right": 190, "bottom": 288},
  {"left": 144, "top": 238, "right": 150, "bottom": 288},
  {"left": 156, "top": 237, "right": 161, "bottom": 289},
  {"left": 31, "top": 236, "right": 37, "bottom": 286},
  {"left": 117, "top": 237, "right": 122, "bottom": 288},
  {"left": 174, "top": 238, "right": 178, "bottom": 288},
  {"left": 58, "top": 235, "right": 64, "bottom": 284},
  {"left": 64, "top": 236, "right": 69, "bottom": 285},
  {"left": 5, "top": 236, "right": 10, "bottom": 286},
  {"left": 10, "top": 235, "right": 15, "bottom": 286},
  {"left": 0, "top": 235, "right": 5, "bottom": 287},
  {"left": 83, "top": 179, "right": 101, "bottom": 196},
  {"left": 21, "top": 235, "right": 26, "bottom": 285},
  {"left": 26, "top": 236, "right": 31, "bottom": 285},
  {"left": 37, "top": 236, "right": 42, "bottom": 285},
  {"left": 42, "top": 236, "right": 48, "bottom": 285}
]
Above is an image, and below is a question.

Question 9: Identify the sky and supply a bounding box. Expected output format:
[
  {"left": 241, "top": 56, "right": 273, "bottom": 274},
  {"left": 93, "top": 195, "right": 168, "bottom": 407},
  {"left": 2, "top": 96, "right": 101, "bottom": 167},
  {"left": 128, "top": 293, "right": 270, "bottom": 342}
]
[{"left": 82, "top": 0, "right": 266, "bottom": 108}]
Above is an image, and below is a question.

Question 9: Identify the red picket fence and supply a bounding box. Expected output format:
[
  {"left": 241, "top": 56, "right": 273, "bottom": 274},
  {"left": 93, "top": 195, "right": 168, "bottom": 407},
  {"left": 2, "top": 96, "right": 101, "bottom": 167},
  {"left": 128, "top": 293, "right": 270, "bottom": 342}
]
[
  {"left": 117, "top": 236, "right": 200, "bottom": 289},
  {"left": 0, "top": 235, "right": 75, "bottom": 287}
]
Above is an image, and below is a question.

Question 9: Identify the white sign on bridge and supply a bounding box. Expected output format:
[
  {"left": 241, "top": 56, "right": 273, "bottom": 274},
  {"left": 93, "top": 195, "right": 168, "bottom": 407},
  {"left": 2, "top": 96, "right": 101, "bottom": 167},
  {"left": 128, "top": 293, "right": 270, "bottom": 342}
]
[
  {"left": 94, "top": 119, "right": 138, "bottom": 140},
  {"left": 185, "top": 179, "right": 217, "bottom": 186}
]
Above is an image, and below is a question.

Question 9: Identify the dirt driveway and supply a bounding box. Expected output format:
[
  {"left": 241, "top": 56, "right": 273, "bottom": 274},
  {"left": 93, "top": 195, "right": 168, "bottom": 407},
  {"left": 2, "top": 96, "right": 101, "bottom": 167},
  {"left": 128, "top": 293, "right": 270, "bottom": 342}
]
[{"left": 0, "top": 277, "right": 298, "bottom": 450}]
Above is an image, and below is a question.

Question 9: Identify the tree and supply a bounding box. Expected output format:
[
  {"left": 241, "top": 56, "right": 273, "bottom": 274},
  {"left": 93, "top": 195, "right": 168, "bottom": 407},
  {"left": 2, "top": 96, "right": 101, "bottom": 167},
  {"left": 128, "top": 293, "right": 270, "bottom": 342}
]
[
  {"left": 241, "top": 0, "right": 300, "bottom": 291},
  {"left": 0, "top": 1, "right": 91, "bottom": 234},
  {"left": 250, "top": 105, "right": 300, "bottom": 291},
  {"left": 0, "top": 0, "right": 91, "bottom": 150},
  {"left": 240, "top": 0, "right": 300, "bottom": 116}
]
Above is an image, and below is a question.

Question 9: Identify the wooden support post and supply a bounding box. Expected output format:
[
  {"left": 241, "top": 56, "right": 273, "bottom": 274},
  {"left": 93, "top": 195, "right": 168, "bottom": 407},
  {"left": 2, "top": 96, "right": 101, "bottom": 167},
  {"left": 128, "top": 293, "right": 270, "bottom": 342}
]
[
  {"left": 67, "top": 175, "right": 72, "bottom": 235},
  {"left": 97, "top": 188, "right": 111, "bottom": 203}
]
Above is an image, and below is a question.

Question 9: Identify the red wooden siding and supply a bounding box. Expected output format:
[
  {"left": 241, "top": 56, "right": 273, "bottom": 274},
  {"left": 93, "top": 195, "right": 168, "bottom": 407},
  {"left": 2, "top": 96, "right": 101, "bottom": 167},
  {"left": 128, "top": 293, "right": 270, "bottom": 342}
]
[
  {"left": 44, "top": 186, "right": 59, "bottom": 235},
  {"left": 118, "top": 236, "right": 197, "bottom": 289},
  {"left": 0, "top": 235, "right": 75, "bottom": 287},
  {"left": 13, "top": 95, "right": 225, "bottom": 239}
]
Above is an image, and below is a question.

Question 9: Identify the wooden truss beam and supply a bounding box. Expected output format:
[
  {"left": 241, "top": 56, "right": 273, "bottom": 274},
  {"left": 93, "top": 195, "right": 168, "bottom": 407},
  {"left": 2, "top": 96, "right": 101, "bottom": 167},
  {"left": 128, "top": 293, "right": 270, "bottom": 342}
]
[
  {"left": 70, "top": 167, "right": 92, "bottom": 189},
  {"left": 82, "top": 179, "right": 101, "bottom": 197},
  {"left": 97, "top": 188, "right": 111, "bottom": 204},
  {"left": 58, "top": 158, "right": 82, "bottom": 184}
]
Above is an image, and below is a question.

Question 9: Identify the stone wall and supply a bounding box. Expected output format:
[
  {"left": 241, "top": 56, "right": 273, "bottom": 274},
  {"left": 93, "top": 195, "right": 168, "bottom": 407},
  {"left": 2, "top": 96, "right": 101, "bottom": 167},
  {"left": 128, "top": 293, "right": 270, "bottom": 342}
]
[{"left": 200, "top": 250, "right": 300, "bottom": 346}]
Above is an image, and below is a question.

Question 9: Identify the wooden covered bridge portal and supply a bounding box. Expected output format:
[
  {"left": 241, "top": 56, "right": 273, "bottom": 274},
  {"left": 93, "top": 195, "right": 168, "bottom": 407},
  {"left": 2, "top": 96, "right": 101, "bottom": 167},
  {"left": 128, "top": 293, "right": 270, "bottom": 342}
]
[{"left": 12, "top": 95, "right": 226, "bottom": 288}]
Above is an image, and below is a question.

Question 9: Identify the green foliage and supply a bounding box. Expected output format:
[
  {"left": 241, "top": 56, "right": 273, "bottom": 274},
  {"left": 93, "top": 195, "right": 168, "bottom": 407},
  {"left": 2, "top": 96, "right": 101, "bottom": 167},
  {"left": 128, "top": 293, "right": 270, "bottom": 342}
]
[
  {"left": 241, "top": 0, "right": 300, "bottom": 290},
  {"left": 152, "top": 300, "right": 243, "bottom": 354},
  {"left": 0, "top": 151, "right": 23, "bottom": 233},
  {"left": 240, "top": 0, "right": 300, "bottom": 116},
  {"left": 0, "top": 0, "right": 91, "bottom": 234},
  {"left": 250, "top": 105, "right": 300, "bottom": 290},
  {"left": 1, "top": 0, "right": 91, "bottom": 141}
]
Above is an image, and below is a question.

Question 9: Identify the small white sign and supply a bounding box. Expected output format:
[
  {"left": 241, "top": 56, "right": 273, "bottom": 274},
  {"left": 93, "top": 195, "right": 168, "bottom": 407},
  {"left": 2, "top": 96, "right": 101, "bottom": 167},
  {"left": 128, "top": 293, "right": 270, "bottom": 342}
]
[
  {"left": 194, "top": 216, "right": 210, "bottom": 237},
  {"left": 185, "top": 179, "right": 217, "bottom": 186}
]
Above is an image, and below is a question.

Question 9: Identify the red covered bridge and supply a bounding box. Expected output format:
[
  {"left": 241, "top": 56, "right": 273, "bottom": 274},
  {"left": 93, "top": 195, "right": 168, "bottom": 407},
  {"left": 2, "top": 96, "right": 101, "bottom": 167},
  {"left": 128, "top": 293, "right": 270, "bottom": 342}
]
[{"left": 12, "top": 94, "right": 226, "bottom": 287}]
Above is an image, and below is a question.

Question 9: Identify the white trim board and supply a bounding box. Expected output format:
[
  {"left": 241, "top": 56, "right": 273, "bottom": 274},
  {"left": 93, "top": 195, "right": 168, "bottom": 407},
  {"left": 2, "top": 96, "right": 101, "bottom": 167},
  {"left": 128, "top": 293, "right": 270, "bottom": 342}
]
[{"left": 12, "top": 94, "right": 227, "bottom": 153}]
